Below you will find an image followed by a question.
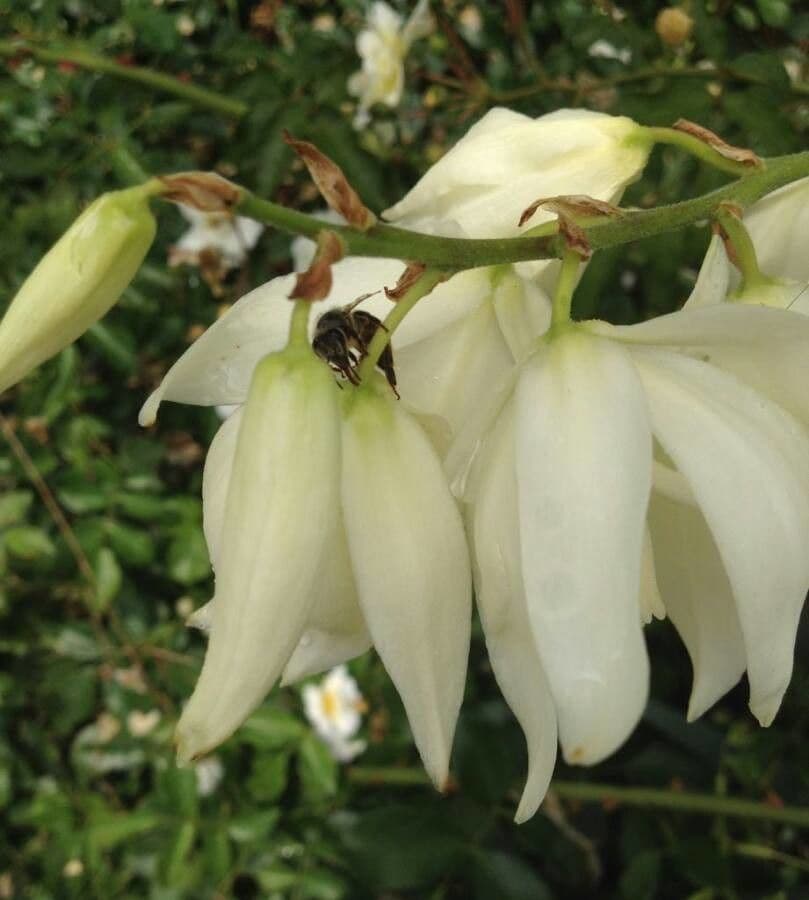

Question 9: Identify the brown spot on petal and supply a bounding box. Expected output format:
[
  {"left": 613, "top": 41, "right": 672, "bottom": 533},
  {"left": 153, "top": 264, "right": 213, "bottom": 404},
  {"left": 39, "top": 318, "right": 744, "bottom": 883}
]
[
  {"left": 673, "top": 119, "right": 763, "bottom": 168},
  {"left": 289, "top": 230, "right": 345, "bottom": 301},
  {"left": 159, "top": 172, "right": 242, "bottom": 211},
  {"left": 283, "top": 132, "right": 377, "bottom": 230}
]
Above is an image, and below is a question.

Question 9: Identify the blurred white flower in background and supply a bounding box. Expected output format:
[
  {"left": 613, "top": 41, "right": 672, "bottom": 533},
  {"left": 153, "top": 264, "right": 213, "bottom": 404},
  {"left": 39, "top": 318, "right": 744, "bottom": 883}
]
[
  {"left": 169, "top": 204, "right": 264, "bottom": 272},
  {"left": 302, "top": 665, "right": 367, "bottom": 762},
  {"left": 348, "top": 0, "right": 433, "bottom": 128},
  {"left": 127, "top": 709, "right": 162, "bottom": 737},
  {"left": 194, "top": 756, "right": 225, "bottom": 796},
  {"left": 587, "top": 40, "right": 632, "bottom": 64}
]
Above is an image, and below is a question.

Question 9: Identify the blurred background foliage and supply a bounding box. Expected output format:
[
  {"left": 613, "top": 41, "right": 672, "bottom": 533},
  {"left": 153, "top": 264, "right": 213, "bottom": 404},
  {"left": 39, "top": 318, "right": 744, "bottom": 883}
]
[{"left": 0, "top": 0, "right": 808, "bottom": 897}]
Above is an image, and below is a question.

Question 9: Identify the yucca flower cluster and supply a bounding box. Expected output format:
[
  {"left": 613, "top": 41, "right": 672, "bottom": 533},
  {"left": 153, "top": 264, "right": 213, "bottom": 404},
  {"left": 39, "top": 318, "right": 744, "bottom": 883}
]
[{"left": 1, "top": 107, "right": 808, "bottom": 822}]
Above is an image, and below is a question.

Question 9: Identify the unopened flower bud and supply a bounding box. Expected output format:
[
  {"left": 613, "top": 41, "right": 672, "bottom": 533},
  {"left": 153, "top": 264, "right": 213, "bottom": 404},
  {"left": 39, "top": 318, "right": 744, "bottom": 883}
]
[
  {"left": 0, "top": 183, "right": 158, "bottom": 394},
  {"left": 655, "top": 7, "right": 694, "bottom": 47}
]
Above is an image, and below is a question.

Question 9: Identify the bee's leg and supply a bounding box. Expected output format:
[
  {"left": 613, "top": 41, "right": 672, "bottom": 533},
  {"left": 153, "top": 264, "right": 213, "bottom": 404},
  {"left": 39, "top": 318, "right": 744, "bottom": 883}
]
[{"left": 377, "top": 345, "right": 399, "bottom": 398}]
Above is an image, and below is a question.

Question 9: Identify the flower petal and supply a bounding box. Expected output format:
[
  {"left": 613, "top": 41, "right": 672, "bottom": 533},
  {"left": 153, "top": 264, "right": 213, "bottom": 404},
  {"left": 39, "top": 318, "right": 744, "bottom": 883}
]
[
  {"left": 341, "top": 387, "right": 472, "bottom": 788},
  {"left": 634, "top": 348, "right": 809, "bottom": 725},
  {"left": 472, "top": 401, "right": 557, "bottom": 822},
  {"left": 744, "top": 176, "right": 809, "bottom": 284},
  {"left": 684, "top": 234, "right": 731, "bottom": 308},
  {"left": 648, "top": 493, "right": 745, "bottom": 720},
  {"left": 384, "top": 109, "right": 649, "bottom": 239},
  {"left": 639, "top": 526, "right": 665, "bottom": 625},
  {"left": 281, "top": 519, "right": 372, "bottom": 684},
  {"left": 516, "top": 330, "right": 651, "bottom": 765},
  {"left": 139, "top": 257, "right": 403, "bottom": 425},
  {"left": 395, "top": 284, "right": 513, "bottom": 437},
  {"left": 175, "top": 349, "right": 341, "bottom": 760},
  {"left": 587, "top": 304, "right": 809, "bottom": 425},
  {"left": 201, "top": 406, "right": 243, "bottom": 566}
]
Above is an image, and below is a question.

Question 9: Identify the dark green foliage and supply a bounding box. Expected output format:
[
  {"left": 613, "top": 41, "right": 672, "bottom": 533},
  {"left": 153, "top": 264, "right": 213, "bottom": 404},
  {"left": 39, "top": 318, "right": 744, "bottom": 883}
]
[{"left": 1, "top": 1, "right": 808, "bottom": 897}]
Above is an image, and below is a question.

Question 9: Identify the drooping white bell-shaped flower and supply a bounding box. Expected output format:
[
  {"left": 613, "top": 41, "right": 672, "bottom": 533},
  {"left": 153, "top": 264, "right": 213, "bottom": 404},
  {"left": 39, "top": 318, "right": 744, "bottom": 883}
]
[
  {"left": 177, "top": 344, "right": 471, "bottom": 787},
  {"left": 0, "top": 184, "right": 157, "bottom": 394},
  {"left": 466, "top": 304, "right": 809, "bottom": 820},
  {"left": 175, "top": 338, "right": 343, "bottom": 761}
]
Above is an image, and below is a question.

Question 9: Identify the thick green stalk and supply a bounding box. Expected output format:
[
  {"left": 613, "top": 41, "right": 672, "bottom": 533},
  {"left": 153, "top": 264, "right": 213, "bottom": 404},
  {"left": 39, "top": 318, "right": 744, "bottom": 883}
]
[
  {"left": 0, "top": 39, "right": 247, "bottom": 118},
  {"left": 237, "top": 150, "right": 809, "bottom": 269}
]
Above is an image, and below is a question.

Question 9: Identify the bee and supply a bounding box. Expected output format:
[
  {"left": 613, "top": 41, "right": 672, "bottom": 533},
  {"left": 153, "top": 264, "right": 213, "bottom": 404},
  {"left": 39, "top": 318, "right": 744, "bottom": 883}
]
[{"left": 312, "top": 298, "right": 398, "bottom": 396}]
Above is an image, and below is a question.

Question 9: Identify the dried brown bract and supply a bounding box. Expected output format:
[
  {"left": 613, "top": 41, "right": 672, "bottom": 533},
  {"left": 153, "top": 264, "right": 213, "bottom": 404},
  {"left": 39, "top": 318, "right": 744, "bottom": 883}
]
[
  {"left": 283, "top": 132, "right": 377, "bottom": 230},
  {"left": 290, "top": 230, "right": 345, "bottom": 302},
  {"left": 384, "top": 262, "right": 428, "bottom": 301},
  {"left": 519, "top": 194, "right": 623, "bottom": 229},
  {"left": 158, "top": 172, "right": 242, "bottom": 212},
  {"left": 673, "top": 120, "right": 763, "bottom": 168}
]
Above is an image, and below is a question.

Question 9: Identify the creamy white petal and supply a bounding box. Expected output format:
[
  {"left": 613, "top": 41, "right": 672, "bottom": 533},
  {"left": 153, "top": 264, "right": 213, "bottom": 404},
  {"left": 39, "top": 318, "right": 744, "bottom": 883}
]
[
  {"left": 139, "top": 257, "right": 403, "bottom": 425},
  {"left": 648, "top": 493, "right": 745, "bottom": 720},
  {"left": 199, "top": 401, "right": 369, "bottom": 685},
  {"left": 341, "top": 386, "right": 472, "bottom": 788},
  {"left": 281, "top": 519, "right": 372, "bottom": 685},
  {"left": 684, "top": 234, "right": 731, "bottom": 308},
  {"left": 516, "top": 330, "right": 651, "bottom": 764},
  {"left": 472, "top": 401, "right": 557, "bottom": 822},
  {"left": 587, "top": 304, "right": 809, "bottom": 425},
  {"left": 384, "top": 108, "right": 649, "bottom": 238},
  {"left": 202, "top": 406, "right": 243, "bottom": 566},
  {"left": 744, "top": 176, "right": 809, "bottom": 284},
  {"left": 395, "top": 286, "right": 513, "bottom": 438},
  {"left": 639, "top": 527, "right": 665, "bottom": 625},
  {"left": 175, "top": 350, "right": 341, "bottom": 759},
  {"left": 635, "top": 348, "right": 809, "bottom": 725},
  {"left": 491, "top": 267, "right": 552, "bottom": 362}
]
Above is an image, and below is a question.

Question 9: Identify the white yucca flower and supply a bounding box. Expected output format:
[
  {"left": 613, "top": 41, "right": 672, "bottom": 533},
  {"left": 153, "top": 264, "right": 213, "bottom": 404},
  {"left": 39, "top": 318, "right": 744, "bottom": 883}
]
[
  {"left": 348, "top": 0, "right": 433, "bottom": 128},
  {"left": 464, "top": 305, "right": 809, "bottom": 821},
  {"left": 167, "top": 305, "right": 471, "bottom": 785}
]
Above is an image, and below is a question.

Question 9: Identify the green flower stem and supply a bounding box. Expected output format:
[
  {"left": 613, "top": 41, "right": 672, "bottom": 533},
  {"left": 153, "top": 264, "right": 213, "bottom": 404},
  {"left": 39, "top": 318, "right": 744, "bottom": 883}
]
[
  {"left": 0, "top": 39, "right": 248, "bottom": 118},
  {"left": 550, "top": 250, "right": 582, "bottom": 330},
  {"left": 235, "top": 150, "right": 809, "bottom": 269},
  {"left": 642, "top": 125, "right": 755, "bottom": 176},
  {"left": 287, "top": 300, "right": 311, "bottom": 347},
  {"left": 346, "top": 767, "right": 809, "bottom": 828},
  {"left": 714, "top": 206, "right": 765, "bottom": 290},
  {"left": 356, "top": 268, "right": 449, "bottom": 382}
]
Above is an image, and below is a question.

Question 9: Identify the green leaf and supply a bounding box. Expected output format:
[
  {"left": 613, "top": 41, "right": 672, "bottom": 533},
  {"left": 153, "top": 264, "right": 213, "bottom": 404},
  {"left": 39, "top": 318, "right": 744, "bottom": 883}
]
[
  {"left": 166, "top": 525, "right": 210, "bottom": 585},
  {"left": 469, "top": 850, "right": 553, "bottom": 900},
  {"left": 299, "top": 733, "right": 338, "bottom": 801},
  {"left": 620, "top": 850, "right": 661, "bottom": 900},
  {"left": 4, "top": 526, "right": 56, "bottom": 562},
  {"left": 105, "top": 521, "right": 155, "bottom": 566},
  {"left": 227, "top": 809, "right": 281, "bottom": 843},
  {"left": 92, "top": 547, "right": 122, "bottom": 613},
  {"left": 0, "top": 491, "right": 33, "bottom": 528},
  {"left": 85, "top": 811, "right": 165, "bottom": 854},
  {"left": 162, "top": 821, "right": 197, "bottom": 887},
  {"left": 241, "top": 706, "right": 306, "bottom": 749},
  {"left": 331, "top": 802, "right": 466, "bottom": 890},
  {"left": 247, "top": 751, "right": 289, "bottom": 803}
]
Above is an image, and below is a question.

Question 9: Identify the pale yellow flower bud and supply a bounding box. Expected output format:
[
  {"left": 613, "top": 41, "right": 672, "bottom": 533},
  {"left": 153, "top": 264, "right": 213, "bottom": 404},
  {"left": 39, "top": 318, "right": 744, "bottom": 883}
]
[{"left": 0, "top": 183, "right": 158, "bottom": 394}]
